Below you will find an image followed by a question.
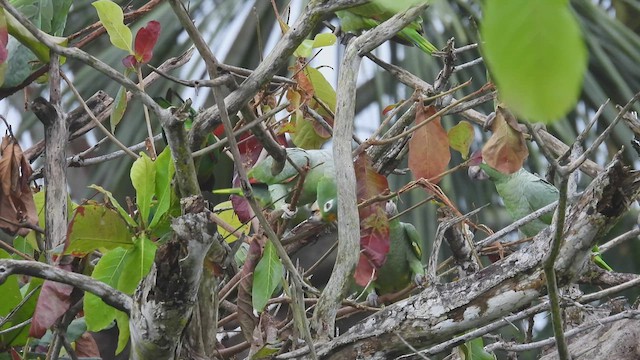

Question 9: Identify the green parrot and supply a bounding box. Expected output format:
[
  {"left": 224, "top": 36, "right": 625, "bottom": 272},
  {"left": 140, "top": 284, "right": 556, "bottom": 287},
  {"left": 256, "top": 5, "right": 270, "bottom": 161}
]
[
  {"left": 248, "top": 148, "right": 337, "bottom": 220},
  {"left": 337, "top": 0, "right": 437, "bottom": 54},
  {"left": 358, "top": 200, "right": 425, "bottom": 305},
  {"left": 376, "top": 200, "right": 425, "bottom": 293},
  {"left": 470, "top": 156, "right": 612, "bottom": 271}
]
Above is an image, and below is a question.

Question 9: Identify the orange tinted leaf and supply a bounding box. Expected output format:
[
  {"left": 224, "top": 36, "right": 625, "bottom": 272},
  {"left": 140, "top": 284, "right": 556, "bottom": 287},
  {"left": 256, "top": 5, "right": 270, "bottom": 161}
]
[
  {"left": 482, "top": 105, "right": 529, "bottom": 173},
  {"left": 447, "top": 121, "right": 474, "bottom": 159},
  {"left": 408, "top": 105, "right": 451, "bottom": 183}
]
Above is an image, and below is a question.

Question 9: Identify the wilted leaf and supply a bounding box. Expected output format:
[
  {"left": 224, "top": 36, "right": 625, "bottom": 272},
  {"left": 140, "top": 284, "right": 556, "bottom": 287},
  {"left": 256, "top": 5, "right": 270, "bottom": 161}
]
[
  {"left": 29, "top": 265, "right": 74, "bottom": 338},
  {"left": 110, "top": 85, "right": 127, "bottom": 132},
  {"left": 448, "top": 121, "right": 474, "bottom": 159},
  {"left": 482, "top": 0, "right": 586, "bottom": 123},
  {"left": 65, "top": 204, "right": 133, "bottom": 256},
  {"left": 0, "top": 135, "right": 38, "bottom": 236},
  {"left": 92, "top": 0, "right": 132, "bottom": 53},
  {"left": 133, "top": 20, "right": 160, "bottom": 63},
  {"left": 482, "top": 105, "right": 529, "bottom": 174},
  {"left": 252, "top": 240, "right": 283, "bottom": 312},
  {"left": 74, "top": 332, "right": 100, "bottom": 358},
  {"left": 408, "top": 104, "right": 451, "bottom": 183}
]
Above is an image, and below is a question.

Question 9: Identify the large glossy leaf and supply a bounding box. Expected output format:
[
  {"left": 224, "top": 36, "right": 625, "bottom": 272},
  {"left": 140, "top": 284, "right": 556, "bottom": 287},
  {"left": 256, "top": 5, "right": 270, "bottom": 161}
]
[
  {"left": 0, "top": 249, "right": 22, "bottom": 346},
  {"left": 84, "top": 247, "right": 129, "bottom": 331},
  {"left": 117, "top": 235, "right": 157, "bottom": 295},
  {"left": 482, "top": 0, "right": 587, "bottom": 122}
]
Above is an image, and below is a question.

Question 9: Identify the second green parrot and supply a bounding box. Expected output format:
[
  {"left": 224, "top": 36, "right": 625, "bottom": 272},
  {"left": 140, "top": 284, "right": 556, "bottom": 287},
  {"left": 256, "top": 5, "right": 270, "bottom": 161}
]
[
  {"left": 337, "top": 0, "right": 437, "bottom": 54},
  {"left": 470, "top": 155, "right": 612, "bottom": 270}
]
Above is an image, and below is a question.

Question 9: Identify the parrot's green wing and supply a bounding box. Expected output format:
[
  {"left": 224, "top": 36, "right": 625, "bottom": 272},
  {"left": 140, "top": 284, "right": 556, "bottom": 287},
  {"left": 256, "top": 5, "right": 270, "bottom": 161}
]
[
  {"left": 479, "top": 163, "right": 612, "bottom": 271},
  {"left": 372, "top": 201, "right": 425, "bottom": 296},
  {"left": 336, "top": 0, "right": 437, "bottom": 54}
]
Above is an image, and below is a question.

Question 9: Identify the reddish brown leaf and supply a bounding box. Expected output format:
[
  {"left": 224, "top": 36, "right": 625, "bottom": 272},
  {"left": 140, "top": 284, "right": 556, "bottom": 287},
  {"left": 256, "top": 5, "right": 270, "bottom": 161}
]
[
  {"left": 75, "top": 332, "right": 101, "bottom": 358},
  {"left": 134, "top": 20, "right": 161, "bottom": 63},
  {"left": 0, "top": 135, "right": 38, "bottom": 236},
  {"left": 10, "top": 348, "right": 21, "bottom": 360},
  {"left": 292, "top": 60, "right": 314, "bottom": 103},
  {"left": 29, "top": 265, "right": 74, "bottom": 338},
  {"left": 482, "top": 105, "right": 529, "bottom": 174},
  {"left": 354, "top": 155, "right": 390, "bottom": 286},
  {"left": 408, "top": 104, "right": 451, "bottom": 183}
]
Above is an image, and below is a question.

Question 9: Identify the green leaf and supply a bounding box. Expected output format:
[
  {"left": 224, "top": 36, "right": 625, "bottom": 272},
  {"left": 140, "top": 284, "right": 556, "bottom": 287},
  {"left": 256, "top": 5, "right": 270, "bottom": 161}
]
[
  {"left": 65, "top": 204, "right": 133, "bottom": 256},
  {"left": 92, "top": 0, "right": 132, "bottom": 53},
  {"left": 293, "top": 33, "right": 337, "bottom": 58},
  {"left": 458, "top": 337, "right": 496, "bottom": 360},
  {"left": 291, "top": 112, "right": 327, "bottom": 150},
  {"left": 84, "top": 247, "right": 129, "bottom": 331},
  {"left": 110, "top": 85, "right": 127, "bottom": 132},
  {"left": 130, "top": 152, "right": 156, "bottom": 226},
  {"left": 252, "top": 241, "right": 283, "bottom": 312},
  {"left": 4, "top": 10, "right": 68, "bottom": 64},
  {"left": 447, "top": 121, "right": 474, "bottom": 159},
  {"left": 88, "top": 184, "right": 137, "bottom": 227},
  {"left": 149, "top": 147, "right": 175, "bottom": 229},
  {"left": 0, "top": 250, "right": 22, "bottom": 323},
  {"left": 305, "top": 66, "right": 336, "bottom": 112},
  {"left": 5, "top": 277, "right": 42, "bottom": 346},
  {"left": 117, "top": 235, "right": 157, "bottom": 295},
  {"left": 114, "top": 310, "right": 129, "bottom": 354},
  {"left": 482, "top": 0, "right": 587, "bottom": 123}
]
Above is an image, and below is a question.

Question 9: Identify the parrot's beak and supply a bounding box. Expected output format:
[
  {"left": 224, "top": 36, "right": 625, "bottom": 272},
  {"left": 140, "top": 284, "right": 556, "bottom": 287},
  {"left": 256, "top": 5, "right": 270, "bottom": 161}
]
[
  {"left": 468, "top": 165, "right": 489, "bottom": 181},
  {"left": 309, "top": 201, "right": 324, "bottom": 223}
]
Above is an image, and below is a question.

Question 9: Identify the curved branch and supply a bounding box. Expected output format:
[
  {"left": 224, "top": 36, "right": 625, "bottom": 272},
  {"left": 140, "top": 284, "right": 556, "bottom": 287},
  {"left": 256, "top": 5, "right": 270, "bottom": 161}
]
[{"left": 0, "top": 259, "right": 132, "bottom": 313}]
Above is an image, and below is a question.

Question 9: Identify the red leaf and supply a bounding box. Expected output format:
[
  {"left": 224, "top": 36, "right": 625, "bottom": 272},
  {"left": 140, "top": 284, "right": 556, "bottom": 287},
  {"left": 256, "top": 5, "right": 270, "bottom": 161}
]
[
  {"left": 354, "top": 155, "right": 390, "bottom": 286},
  {"left": 29, "top": 265, "right": 74, "bottom": 338},
  {"left": 408, "top": 104, "right": 451, "bottom": 183},
  {"left": 354, "top": 255, "right": 376, "bottom": 287},
  {"left": 10, "top": 348, "right": 21, "bottom": 360},
  {"left": 122, "top": 54, "right": 137, "bottom": 68},
  {"left": 134, "top": 20, "right": 161, "bottom": 63},
  {"left": 75, "top": 332, "right": 101, "bottom": 358}
]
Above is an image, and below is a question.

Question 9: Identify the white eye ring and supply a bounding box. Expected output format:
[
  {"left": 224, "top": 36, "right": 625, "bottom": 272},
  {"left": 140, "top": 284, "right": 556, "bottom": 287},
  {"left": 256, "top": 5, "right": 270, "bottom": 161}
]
[{"left": 324, "top": 199, "right": 335, "bottom": 212}]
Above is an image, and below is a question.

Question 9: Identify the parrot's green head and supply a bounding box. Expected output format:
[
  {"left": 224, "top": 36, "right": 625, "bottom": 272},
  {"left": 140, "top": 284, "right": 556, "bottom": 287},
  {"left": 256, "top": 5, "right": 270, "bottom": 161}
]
[{"left": 312, "top": 177, "right": 338, "bottom": 222}]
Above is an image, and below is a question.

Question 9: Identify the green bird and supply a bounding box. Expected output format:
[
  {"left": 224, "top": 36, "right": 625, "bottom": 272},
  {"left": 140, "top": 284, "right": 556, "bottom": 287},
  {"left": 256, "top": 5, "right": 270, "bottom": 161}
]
[
  {"left": 337, "top": 0, "right": 437, "bottom": 54},
  {"left": 358, "top": 200, "right": 425, "bottom": 305},
  {"left": 469, "top": 154, "right": 612, "bottom": 271},
  {"left": 248, "top": 148, "right": 337, "bottom": 220},
  {"left": 376, "top": 201, "right": 425, "bottom": 292}
]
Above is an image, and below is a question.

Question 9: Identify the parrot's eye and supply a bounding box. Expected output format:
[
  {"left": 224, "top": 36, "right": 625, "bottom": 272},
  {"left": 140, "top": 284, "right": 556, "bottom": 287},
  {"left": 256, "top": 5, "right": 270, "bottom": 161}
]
[{"left": 323, "top": 199, "right": 335, "bottom": 212}]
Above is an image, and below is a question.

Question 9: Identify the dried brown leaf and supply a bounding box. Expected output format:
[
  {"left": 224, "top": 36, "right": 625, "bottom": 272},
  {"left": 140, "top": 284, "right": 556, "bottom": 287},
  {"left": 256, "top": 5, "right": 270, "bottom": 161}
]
[
  {"left": 408, "top": 104, "right": 451, "bottom": 183},
  {"left": 482, "top": 105, "right": 529, "bottom": 173},
  {"left": 0, "top": 135, "right": 37, "bottom": 235}
]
